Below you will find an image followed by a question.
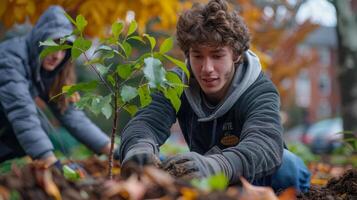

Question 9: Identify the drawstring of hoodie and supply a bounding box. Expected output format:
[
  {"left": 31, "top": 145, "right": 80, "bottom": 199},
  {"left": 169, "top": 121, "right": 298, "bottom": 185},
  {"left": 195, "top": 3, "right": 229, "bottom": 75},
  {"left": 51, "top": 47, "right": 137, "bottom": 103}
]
[{"left": 209, "top": 118, "right": 217, "bottom": 149}]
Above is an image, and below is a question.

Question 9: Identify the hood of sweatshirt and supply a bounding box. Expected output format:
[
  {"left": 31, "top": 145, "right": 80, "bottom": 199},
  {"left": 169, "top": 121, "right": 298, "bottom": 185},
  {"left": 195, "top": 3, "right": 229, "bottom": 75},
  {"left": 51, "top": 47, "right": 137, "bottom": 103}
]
[{"left": 26, "top": 6, "right": 74, "bottom": 92}]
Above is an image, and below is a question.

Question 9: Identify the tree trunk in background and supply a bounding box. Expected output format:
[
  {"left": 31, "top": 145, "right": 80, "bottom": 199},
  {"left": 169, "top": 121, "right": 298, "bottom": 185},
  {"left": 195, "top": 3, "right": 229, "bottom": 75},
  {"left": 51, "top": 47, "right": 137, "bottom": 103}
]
[{"left": 332, "top": 0, "right": 357, "bottom": 136}]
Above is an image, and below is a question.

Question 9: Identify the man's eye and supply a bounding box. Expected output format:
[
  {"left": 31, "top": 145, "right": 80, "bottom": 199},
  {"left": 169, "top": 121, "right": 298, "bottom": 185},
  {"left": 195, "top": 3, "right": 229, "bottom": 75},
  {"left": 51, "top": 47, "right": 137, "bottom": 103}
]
[
  {"left": 213, "top": 55, "right": 223, "bottom": 59},
  {"left": 193, "top": 55, "right": 202, "bottom": 59}
]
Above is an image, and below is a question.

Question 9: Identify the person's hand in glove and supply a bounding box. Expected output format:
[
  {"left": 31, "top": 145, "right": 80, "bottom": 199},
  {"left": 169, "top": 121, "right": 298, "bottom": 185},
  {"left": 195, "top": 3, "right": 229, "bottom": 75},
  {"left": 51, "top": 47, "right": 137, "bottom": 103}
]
[
  {"left": 162, "top": 151, "right": 233, "bottom": 181},
  {"left": 120, "top": 142, "right": 161, "bottom": 178}
]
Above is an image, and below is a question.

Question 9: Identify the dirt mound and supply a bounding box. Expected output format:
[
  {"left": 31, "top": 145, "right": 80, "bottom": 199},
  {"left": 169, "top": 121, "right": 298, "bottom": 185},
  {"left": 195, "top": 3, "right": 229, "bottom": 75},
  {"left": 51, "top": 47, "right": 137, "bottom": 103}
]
[
  {"left": 0, "top": 157, "right": 355, "bottom": 200},
  {"left": 298, "top": 169, "right": 357, "bottom": 200}
]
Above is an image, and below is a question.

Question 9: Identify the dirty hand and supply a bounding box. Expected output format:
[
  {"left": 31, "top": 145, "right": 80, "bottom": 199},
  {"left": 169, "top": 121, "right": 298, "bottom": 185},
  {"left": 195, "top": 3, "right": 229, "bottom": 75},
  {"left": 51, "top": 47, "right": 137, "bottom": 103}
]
[{"left": 162, "top": 151, "right": 232, "bottom": 181}]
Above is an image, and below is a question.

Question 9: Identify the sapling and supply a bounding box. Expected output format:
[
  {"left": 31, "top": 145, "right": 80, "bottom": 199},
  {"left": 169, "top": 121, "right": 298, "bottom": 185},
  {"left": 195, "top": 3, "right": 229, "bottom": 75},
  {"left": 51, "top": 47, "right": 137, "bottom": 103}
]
[{"left": 40, "top": 12, "right": 189, "bottom": 179}]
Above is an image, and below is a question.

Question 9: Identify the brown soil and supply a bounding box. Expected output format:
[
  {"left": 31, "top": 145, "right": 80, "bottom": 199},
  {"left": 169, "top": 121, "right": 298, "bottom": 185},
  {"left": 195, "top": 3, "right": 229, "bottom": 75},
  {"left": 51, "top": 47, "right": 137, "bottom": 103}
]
[
  {"left": 298, "top": 169, "right": 357, "bottom": 200},
  {"left": 0, "top": 157, "right": 356, "bottom": 200}
]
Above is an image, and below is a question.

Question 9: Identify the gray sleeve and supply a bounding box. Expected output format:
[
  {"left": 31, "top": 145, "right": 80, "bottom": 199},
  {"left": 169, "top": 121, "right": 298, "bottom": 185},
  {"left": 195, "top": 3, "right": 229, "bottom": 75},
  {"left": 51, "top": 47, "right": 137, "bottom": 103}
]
[
  {"left": 222, "top": 85, "right": 284, "bottom": 183},
  {"left": 118, "top": 92, "right": 177, "bottom": 162},
  {"left": 0, "top": 63, "right": 54, "bottom": 159},
  {"left": 50, "top": 103, "right": 110, "bottom": 154}
]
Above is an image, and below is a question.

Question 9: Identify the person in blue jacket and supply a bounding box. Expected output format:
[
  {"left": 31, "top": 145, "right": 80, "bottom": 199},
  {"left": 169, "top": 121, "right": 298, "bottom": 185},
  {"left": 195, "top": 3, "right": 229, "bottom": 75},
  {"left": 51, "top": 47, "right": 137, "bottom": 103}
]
[
  {"left": 117, "top": 0, "right": 311, "bottom": 193},
  {"left": 0, "top": 6, "right": 110, "bottom": 167}
]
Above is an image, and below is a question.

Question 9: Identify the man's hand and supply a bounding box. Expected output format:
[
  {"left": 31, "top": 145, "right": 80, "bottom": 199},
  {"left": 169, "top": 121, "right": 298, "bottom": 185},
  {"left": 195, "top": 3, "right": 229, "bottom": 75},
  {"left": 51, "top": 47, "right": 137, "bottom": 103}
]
[
  {"left": 162, "top": 151, "right": 231, "bottom": 181},
  {"left": 123, "top": 151, "right": 160, "bottom": 166},
  {"left": 120, "top": 143, "right": 160, "bottom": 178}
]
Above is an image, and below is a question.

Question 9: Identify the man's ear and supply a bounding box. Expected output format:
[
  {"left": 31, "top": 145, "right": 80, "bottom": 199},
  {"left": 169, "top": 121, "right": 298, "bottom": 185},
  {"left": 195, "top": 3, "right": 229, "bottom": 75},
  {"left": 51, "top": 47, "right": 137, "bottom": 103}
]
[
  {"left": 185, "top": 55, "right": 194, "bottom": 79},
  {"left": 233, "top": 54, "right": 241, "bottom": 63}
]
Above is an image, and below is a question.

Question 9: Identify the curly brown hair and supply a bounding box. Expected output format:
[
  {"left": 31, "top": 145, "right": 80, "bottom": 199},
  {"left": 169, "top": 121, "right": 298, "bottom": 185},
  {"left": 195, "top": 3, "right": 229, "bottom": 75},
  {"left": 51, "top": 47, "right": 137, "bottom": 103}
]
[{"left": 176, "top": 0, "right": 250, "bottom": 58}]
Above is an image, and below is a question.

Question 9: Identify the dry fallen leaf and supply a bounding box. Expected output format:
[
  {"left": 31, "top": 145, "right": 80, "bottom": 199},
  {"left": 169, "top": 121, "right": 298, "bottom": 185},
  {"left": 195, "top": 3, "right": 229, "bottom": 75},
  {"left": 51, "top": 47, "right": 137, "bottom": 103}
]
[
  {"left": 278, "top": 188, "right": 296, "bottom": 200},
  {"left": 103, "top": 174, "right": 147, "bottom": 200},
  {"left": 237, "top": 177, "right": 279, "bottom": 200},
  {"left": 143, "top": 166, "right": 176, "bottom": 193},
  {"left": 34, "top": 166, "right": 62, "bottom": 200},
  {"left": 0, "top": 186, "right": 10, "bottom": 200},
  {"left": 179, "top": 187, "right": 198, "bottom": 200}
]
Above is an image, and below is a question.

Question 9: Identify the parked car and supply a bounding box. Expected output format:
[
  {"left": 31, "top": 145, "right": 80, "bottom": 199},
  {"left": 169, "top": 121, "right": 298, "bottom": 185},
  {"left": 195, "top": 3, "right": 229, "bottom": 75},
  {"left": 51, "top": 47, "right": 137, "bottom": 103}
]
[{"left": 307, "top": 118, "right": 343, "bottom": 154}]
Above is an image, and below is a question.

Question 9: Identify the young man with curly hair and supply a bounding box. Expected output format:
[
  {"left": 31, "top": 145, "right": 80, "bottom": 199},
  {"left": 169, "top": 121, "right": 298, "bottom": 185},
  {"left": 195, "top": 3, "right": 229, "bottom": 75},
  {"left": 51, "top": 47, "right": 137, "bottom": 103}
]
[{"left": 117, "top": 0, "right": 311, "bottom": 192}]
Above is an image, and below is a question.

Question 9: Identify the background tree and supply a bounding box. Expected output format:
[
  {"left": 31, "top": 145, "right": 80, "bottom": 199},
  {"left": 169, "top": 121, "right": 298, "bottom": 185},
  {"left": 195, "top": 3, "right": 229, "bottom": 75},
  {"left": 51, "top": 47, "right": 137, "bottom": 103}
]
[
  {"left": 0, "top": 0, "right": 319, "bottom": 106},
  {"left": 232, "top": 0, "right": 319, "bottom": 105},
  {"left": 0, "top": 0, "right": 192, "bottom": 37},
  {"left": 331, "top": 0, "right": 357, "bottom": 136}
]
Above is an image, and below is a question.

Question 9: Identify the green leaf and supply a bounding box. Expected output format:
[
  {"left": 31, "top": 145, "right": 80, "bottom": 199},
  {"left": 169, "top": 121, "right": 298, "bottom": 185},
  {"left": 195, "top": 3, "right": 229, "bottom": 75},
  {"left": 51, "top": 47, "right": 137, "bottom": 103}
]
[
  {"left": 159, "top": 37, "right": 174, "bottom": 54},
  {"left": 128, "top": 36, "right": 145, "bottom": 44},
  {"left": 39, "top": 39, "right": 59, "bottom": 47},
  {"left": 84, "top": 57, "right": 103, "bottom": 66},
  {"left": 122, "top": 41, "right": 132, "bottom": 57},
  {"left": 74, "top": 94, "right": 93, "bottom": 110},
  {"left": 93, "top": 45, "right": 112, "bottom": 55},
  {"left": 64, "top": 12, "right": 76, "bottom": 25},
  {"left": 107, "top": 74, "right": 115, "bottom": 86},
  {"left": 166, "top": 71, "right": 185, "bottom": 96},
  {"left": 90, "top": 95, "right": 112, "bottom": 117},
  {"left": 127, "top": 20, "right": 137, "bottom": 37},
  {"left": 60, "top": 35, "right": 72, "bottom": 44},
  {"left": 90, "top": 96, "right": 102, "bottom": 115},
  {"left": 143, "top": 57, "right": 166, "bottom": 88},
  {"left": 207, "top": 173, "right": 229, "bottom": 191},
  {"left": 120, "top": 85, "right": 138, "bottom": 103},
  {"left": 191, "top": 178, "right": 209, "bottom": 191},
  {"left": 72, "top": 38, "right": 92, "bottom": 59},
  {"left": 76, "top": 15, "right": 88, "bottom": 33},
  {"left": 72, "top": 29, "right": 81, "bottom": 36},
  {"left": 102, "top": 103, "right": 112, "bottom": 119},
  {"left": 40, "top": 44, "right": 71, "bottom": 60},
  {"left": 163, "top": 87, "right": 181, "bottom": 112},
  {"left": 63, "top": 165, "right": 80, "bottom": 181},
  {"left": 138, "top": 85, "right": 152, "bottom": 107},
  {"left": 96, "top": 64, "right": 109, "bottom": 75},
  {"left": 116, "top": 64, "right": 132, "bottom": 79},
  {"left": 123, "top": 104, "right": 138, "bottom": 117},
  {"left": 10, "top": 190, "right": 21, "bottom": 200},
  {"left": 102, "top": 50, "right": 115, "bottom": 60},
  {"left": 190, "top": 173, "right": 228, "bottom": 192},
  {"left": 100, "top": 95, "right": 112, "bottom": 119},
  {"left": 106, "top": 37, "right": 117, "bottom": 45},
  {"left": 112, "top": 21, "right": 124, "bottom": 39},
  {"left": 113, "top": 49, "right": 125, "bottom": 58},
  {"left": 62, "top": 80, "right": 98, "bottom": 96},
  {"left": 134, "top": 52, "right": 152, "bottom": 66},
  {"left": 143, "top": 33, "right": 156, "bottom": 51},
  {"left": 163, "top": 55, "right": 190, "bottom": 79}
]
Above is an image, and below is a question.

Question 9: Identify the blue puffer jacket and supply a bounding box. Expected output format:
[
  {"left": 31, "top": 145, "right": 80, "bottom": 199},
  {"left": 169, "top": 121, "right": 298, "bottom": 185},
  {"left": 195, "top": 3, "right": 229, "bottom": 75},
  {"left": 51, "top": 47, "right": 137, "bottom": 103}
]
[{"left": 0, "top": 6, "right": 109, "bottom": 160}]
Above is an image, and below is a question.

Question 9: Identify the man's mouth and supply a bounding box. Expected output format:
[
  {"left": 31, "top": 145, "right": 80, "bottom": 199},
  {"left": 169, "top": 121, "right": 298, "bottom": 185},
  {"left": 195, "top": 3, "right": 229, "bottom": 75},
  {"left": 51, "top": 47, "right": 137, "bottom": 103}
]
[{"left": 201, "top": 77, "right": 219, "bottom": 85}]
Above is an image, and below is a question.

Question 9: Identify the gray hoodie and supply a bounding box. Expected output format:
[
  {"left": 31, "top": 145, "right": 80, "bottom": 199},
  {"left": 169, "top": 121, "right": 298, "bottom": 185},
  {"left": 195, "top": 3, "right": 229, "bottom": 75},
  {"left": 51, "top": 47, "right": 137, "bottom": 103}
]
[
  {"left": 0, "top": 6, "right": 109, "bottom": 160},
  {"left": 119, "top": 50, "right": 284, "bottom": 183}
]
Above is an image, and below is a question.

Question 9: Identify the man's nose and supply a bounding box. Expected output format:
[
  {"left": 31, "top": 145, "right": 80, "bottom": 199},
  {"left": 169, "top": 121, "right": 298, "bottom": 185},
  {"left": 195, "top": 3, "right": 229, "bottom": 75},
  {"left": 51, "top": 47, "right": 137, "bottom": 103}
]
[{"left": 202, "top": 57, "right": 214, "bottom": 73}]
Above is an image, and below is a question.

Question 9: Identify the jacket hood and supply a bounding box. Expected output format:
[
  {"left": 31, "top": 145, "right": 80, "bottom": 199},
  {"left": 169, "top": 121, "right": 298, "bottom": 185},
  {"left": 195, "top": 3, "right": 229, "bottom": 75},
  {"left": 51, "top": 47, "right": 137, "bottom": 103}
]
[
  {"left": 184, "top": 50, "right": 262, "bottom": 122},
  {"left": 26, "top": 6, "right": 74, "bottom": 87}
]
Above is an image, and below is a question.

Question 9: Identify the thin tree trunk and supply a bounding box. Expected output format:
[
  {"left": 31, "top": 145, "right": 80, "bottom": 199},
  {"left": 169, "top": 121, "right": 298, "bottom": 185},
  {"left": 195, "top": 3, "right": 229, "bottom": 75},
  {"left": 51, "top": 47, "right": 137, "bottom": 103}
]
[
  {"left": 333, "top": 0, "right": 357, "bottom": 137},
  {"left": 108, "top": 77, "right": 119, "bottom": 179}
]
